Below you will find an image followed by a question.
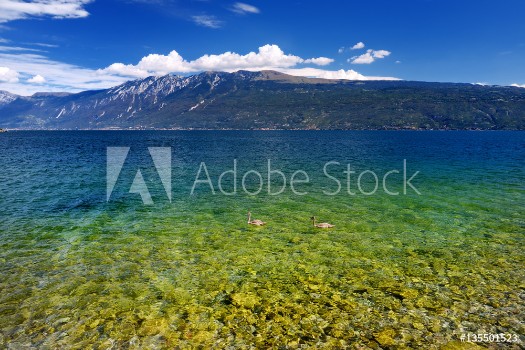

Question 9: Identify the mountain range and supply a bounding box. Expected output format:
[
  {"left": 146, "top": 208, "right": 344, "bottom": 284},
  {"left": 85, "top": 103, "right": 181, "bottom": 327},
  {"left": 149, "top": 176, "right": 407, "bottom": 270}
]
[{"left": 1, "top": 70, "right": 524, "bottom": 130}]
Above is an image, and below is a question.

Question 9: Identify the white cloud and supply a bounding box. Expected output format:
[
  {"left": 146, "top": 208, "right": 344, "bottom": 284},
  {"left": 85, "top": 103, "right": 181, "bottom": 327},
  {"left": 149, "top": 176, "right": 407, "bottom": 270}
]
[
  {"left": 303, "top": 57, "right": 334, "bottom": 66},
  {"left": 0, "top": 45, "right": 44, "bottom": 52},
  {"left": 191, "top": 15, "right": 222, "bottom": 28},
  {"left": 27, "top": 74, "right": 46, "bottom": 83},
  {"left": 29, "top": 42, "right": 59, "bottom": 48},
  {"left": 99, "top": 44, "right": 336, "bottom": 78},
  {"left": 101, "top": 63, "right": 150, "bottom": 78},
  {"left": 0, "top": 0, "right": 93, "bottom": 23},
  {"left": 0, "top": 66, "right": 19, "bottom": 82},
  {"left": 511, "top": 83, "right": 525, "bottom": 88},
  {"left": 350, "top": 49, "right": 391, "bottom": 64},
  {"left": 279, "top": 67, "right": 399, "bottom": 81},
  {"left": 351, "top": 42, "right": 365, "bottom": 50},
  {"left": 0, "top": 52, "right": 127, "bottom": 95},
  {"left": 350, "top": 51, "right": 374, "bottom": 64},
  {"left": 231, "top": 2, "right": 260, "bottom": 14},
  {"left": 338, "top": 47, "right": 344, "bottom": 54},
  {"left": 372, "top": 49, "right": 390, "bottom": 58},
  {"left": 1, "top": 44, "right": 398, "bottom": 96}
]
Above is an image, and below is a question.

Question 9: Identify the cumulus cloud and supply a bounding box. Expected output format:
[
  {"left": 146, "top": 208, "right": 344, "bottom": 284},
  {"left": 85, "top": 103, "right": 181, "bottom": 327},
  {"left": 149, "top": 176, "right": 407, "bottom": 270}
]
[
  {"left": 1, "top": 44, "right": 399, "bottom": 96},
  {"left": 191, "top": 15, "right": 222, "bottom": 28},
  {"left": 0, "top": 66, "right": 19, "bottom": 82},
  {"left": 372, "top": 49, "right": 390, "bottom": 58},
  {"left": 27, "top": 74, "right": 46, "bottom": 83},
  {"left": 231, "top": 2, "right": 260, "bottom": 14},
  {"left": 349, "top": 51, "right": 374, "bottom": 64},
  {"left": 279, "top": 67, "right": 399, "bottom": 81},
  {"left": 101, "top": 63, "right": 150, "bottom": 78},
  {"left": 338, "top": 47, "right": 344, "bottom": 54},
  {"left": 0, "top": 0, "right": 93, "bottom": 23},
  {"left": 351, "top": 42, "right": 365, "bottom": 50},
  {"left": 99, "top": 44, "right": 336, "bottom": 78},
  {"left": 303, "top": 57, "right": 334, "bottom": 66},
  {"left": 350, "top": 49, "right": 391, "bottom": 64},
  {"left": 511, "top": 83, "right": 525, "bottom": 88}
]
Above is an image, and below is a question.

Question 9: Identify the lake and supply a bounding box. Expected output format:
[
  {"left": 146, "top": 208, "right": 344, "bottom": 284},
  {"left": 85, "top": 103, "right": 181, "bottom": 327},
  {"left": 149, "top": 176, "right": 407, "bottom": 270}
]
[{"left": 0, "top": 131, "right": 523, "bottom": 348}]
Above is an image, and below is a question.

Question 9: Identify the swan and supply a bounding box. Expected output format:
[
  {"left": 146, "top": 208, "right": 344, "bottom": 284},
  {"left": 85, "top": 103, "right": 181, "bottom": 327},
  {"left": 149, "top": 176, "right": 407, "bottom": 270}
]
[
  {"left": 311, "top": 216, "right": 334, "bottom": 228},
  {"left": 248, "top": 211, "right": 266, "bottom": 226}
]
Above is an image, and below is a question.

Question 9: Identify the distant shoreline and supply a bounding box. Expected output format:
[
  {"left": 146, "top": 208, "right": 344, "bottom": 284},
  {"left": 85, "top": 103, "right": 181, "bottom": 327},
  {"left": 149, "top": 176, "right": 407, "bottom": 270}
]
[
  {"left": 2, "top": 71, "right": 524, "bottom": 130},
  {"left": 2, "top": 128, "right": 523, "bottom": 132}
]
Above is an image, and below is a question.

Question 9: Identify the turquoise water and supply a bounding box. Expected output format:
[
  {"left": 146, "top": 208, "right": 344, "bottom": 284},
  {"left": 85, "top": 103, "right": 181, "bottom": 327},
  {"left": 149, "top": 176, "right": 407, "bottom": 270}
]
[{"left": 0, "top": 131, "right": 524, "bottom": 348}]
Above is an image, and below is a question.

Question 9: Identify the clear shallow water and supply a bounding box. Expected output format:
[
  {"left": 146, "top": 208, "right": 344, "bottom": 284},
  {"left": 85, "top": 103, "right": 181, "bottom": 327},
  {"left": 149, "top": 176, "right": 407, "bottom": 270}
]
[{"left": 0, "top": 131, "right": 524, "bottom": 349}]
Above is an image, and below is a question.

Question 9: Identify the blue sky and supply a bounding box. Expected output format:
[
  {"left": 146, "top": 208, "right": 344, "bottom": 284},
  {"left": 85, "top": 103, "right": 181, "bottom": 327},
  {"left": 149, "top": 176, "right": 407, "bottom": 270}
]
[{"left": 1, "top": 0, "right": 524, "bottom": 95}]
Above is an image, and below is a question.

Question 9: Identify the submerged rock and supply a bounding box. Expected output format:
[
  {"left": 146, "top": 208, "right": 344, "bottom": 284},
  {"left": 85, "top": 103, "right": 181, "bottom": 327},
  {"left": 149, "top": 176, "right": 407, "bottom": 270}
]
[
  {"left": 373, "top": 329, "right": 396, "bottom": 346},
  {"left": 441, "top": 340, "right": 485, "bottom": 349},
  {"left": 231, "top": 293, "right": 260, "bottom": 309}
]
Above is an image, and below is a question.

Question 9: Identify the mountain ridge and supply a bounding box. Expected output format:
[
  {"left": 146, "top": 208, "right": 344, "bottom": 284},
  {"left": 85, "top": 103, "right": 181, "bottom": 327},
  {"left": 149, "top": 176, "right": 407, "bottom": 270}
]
[{"left": 1, "top": 70, "right": 524, "bottom": 130}]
